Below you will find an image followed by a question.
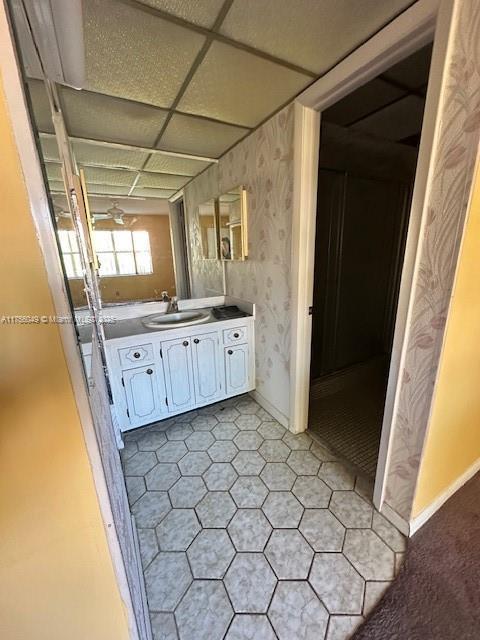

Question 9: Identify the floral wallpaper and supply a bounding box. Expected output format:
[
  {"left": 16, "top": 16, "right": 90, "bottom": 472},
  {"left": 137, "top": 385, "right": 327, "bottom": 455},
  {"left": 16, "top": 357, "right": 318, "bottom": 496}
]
[
  {"left": 184, "top": 105, "right": 294, "bottom": 421},
  {"left": 383, "top": 0, "right": 480, "bottom": 521},
  {"left": 184, "top": 0, "right": 480, "bottom": 521}
]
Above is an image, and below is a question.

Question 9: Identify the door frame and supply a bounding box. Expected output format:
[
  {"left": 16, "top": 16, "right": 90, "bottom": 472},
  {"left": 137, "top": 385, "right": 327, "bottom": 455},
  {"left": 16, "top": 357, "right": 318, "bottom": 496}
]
[
  {"left": 0, "top": 5, "right": 142, "bottom": 638},
  {"left": 289, "top": 0, "right": 453, "bottom": 525}
]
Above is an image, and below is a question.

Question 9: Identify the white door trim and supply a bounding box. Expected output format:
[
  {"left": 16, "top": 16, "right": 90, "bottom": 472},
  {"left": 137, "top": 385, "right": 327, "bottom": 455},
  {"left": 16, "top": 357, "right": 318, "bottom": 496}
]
[
  {"left": 0, "top": 6, "right": 139, "bottom": 638},
  {"left": 289, "top": 102, "right": 320, "bottom": 434},
  {"left": 290, "top": 0, "right": 448, "bottom": 514}
]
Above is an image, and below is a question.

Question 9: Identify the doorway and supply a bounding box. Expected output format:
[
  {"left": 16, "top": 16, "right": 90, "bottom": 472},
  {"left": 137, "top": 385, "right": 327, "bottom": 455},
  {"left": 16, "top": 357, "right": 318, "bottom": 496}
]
[{"left": 308, "top": 44, "right": 433, "bottom": 478}]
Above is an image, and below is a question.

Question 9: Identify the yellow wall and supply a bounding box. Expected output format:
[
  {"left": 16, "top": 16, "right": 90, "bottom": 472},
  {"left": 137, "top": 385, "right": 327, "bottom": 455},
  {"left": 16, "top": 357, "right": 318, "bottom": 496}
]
[
  {"left": 60, "top": 214, "right": 176, "bottom": 307},
  {"left": 412, "top": 157, "right": 480, "bottom": 517},
  {"left": 0, "top": 80, "right": 130, "bottom": 638}
]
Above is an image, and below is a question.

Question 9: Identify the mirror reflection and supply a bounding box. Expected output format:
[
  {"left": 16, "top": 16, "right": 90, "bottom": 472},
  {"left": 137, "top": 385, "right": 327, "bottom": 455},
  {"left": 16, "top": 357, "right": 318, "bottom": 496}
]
[
  {"left": 24, "top": 81, "right": 248, "bottom": 309},
  {"left": 53, "top": 195, "right": 177, "bottom": 307},
  {"left": 198, "top": 199, "right": 219, "bottom": 260},
  {"left": 218, "top": 186, "right": 247, "bottom": 261}
]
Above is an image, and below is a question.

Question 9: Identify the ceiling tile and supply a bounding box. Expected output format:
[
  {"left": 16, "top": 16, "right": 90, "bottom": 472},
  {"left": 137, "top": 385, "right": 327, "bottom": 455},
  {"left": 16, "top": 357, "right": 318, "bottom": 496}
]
[
  {"left": 48, "top": 180, "right": 66, "bottom": 192},
  {"left": 220, "top": 0, "right": 413, "bottom": 75},
  {"left": 27, "top": 80, "right": 54, "bottom": 133},
  {"left": 323, "top": 78, "right": 406, "bottom": 127},
  {"left": 39, "top": 135, "right": 60, "bottom": 161},
  {"left": 84, "top": 183, "right": 132, "bottom": 196},
  {"left": 60, "top": 88, "right": 168, "bottom": 147},
  {"left": 158, "top": 112, "right": 248, "bottom": 157},
  {"left": 144, "top": 153, "right": 211, "bottom": 176},
  {"left": 131, "top": 187, "right": 177, "bottom": 198},
  {"left": 137, "top": 172, "right": 190, "bottom": 189},
  {"left": 45, "top": 163, "right": 62, "bottom": 182},
  {"left": 382, "top": 43, "right": 433, "bottom": 89},
  {"left": 72, "top": 140, "right": 149, "bottom": 170},
  {"left": 82, "top": 166, "right": 137, "bottom": 187},
  {"left": 136, "top": 0, "right": 225, "bottom": 28},
  {"left": 177, "top": 41, "right": 310, "bottom": 127},
  {"left": 83, "top": 0, "right": 206, "bottom": 108},
  {"left": 50, "top": 179, "right": 131, "bottom": 197},
  {"left": 351, "top": 95, "right": 426, "bottom": 142}
]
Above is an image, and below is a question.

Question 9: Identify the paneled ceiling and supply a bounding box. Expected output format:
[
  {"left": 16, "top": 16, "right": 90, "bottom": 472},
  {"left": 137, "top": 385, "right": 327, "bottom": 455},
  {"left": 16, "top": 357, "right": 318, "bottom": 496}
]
[
  {"left": 323, "top": 44, "right": 432, "bottom": 146},
  {"left": 24, "top": 0, "right": 416, "bottom": 205}
]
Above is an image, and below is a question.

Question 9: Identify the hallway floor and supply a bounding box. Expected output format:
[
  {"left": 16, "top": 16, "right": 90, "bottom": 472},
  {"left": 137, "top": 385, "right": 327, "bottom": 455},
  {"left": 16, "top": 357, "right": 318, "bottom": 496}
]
[
  {"left": 309, "top": 359, "right": 387, "bottom": 477},
  {"left": 121, "top": 395, "right": 405, "bottom": 640}
]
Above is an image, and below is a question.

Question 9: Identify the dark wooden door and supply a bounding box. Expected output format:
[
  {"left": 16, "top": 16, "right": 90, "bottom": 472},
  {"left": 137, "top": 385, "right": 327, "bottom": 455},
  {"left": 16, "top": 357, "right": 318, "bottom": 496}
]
[{"left": 311, "top": 169, "right": 410, "bottom": 379}]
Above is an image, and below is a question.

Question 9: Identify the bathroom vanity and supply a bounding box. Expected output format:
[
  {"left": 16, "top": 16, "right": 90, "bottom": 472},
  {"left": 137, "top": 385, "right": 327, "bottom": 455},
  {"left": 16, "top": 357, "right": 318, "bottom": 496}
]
[{"left": 79, "top": 297, "right": 255, "bottom": 435}]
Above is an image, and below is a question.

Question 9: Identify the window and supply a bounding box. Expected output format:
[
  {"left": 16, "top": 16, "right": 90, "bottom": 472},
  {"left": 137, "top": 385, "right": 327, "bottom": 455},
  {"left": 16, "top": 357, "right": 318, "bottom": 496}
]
[
  {"left": 58, "top": 229, "right": 82, "bottom": 278},
  {"left": 93, "top": 230, "right": 153, "bottom": 277}
]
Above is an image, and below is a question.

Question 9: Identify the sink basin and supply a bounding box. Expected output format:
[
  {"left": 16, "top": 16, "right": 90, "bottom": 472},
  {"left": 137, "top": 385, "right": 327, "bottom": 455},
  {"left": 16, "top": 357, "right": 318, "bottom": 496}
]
[{"left": 142, "top": 309, "right": 211, "bottom": 330}]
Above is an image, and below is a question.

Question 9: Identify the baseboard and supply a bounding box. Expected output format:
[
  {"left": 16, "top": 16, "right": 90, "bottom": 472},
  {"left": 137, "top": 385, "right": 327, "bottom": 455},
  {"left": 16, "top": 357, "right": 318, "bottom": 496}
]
[
  {"left": 410, "top": 457, "right": 480, "bottom": 536},
  {"left": 249, "top": 389, "right": 290, "bottom": 430},
  {"left": 380, "top": 502, "right": 410, "bottom": 537}
]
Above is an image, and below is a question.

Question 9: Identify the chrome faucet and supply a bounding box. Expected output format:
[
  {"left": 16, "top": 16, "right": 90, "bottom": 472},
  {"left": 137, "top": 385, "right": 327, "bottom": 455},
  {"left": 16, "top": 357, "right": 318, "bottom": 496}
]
[{"left": 161, "top": 291, "right": 178, "bottom": 313}]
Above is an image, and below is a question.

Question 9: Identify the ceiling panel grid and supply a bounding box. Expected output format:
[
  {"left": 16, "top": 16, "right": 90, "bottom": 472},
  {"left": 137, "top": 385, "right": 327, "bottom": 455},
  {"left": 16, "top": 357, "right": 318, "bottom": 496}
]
[
  {"left": 25, "top": 0, "right": 427, "bottom": 202},
  {"left": 83, "top": 0, "right": 206, "bottom": 108}
]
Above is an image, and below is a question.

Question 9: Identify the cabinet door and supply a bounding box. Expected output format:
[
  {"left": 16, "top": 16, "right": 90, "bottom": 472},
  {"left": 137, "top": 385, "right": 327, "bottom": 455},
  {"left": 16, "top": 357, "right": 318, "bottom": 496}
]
[
  {"left": 225, "top": 344, "right": 249, "bottom": 396},
  {"left": 123, "top": 364, "right": 163, "bottom": 424},
  {"left": 161, "top": 338, "right": 195, "bottom": 412},
  {"left": 192, "top": 332, "right": 223, "bottom": 404}
]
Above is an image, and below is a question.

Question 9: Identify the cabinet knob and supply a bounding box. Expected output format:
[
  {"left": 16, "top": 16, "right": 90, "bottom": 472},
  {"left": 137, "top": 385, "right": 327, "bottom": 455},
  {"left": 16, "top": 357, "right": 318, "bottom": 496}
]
[
  {"left": 227, "top": 349, "right": 233, "bottom": 355},
  {"left": 146, "top": 368, "right": 153, "bottom": 375},
  {"left": 133, "top": 351, "right": 141, "bottom": 359},
  {"left": 233, "top": 332, "right": 240, "bottom": 338},
  {"left": 183, "top": 340, "right": 189, "bottom": 347},
  {"left": 193, "top": 338, "right": 199, "bottom": 344}
]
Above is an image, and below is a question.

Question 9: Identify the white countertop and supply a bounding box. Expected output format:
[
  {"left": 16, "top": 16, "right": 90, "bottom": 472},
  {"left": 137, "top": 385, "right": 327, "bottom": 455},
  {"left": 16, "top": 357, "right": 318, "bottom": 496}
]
[{"left": 76, "top": 296, "right": 254, "bottom": 347}]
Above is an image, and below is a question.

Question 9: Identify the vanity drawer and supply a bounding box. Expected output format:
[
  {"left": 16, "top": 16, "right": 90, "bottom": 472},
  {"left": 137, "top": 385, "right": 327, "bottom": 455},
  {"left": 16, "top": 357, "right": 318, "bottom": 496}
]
[
  {"left": 223, "top": 326, "right": 248, "bottom": 346},
  {"left": 118, "top": 343, "right": 154, "bottom": 368}
]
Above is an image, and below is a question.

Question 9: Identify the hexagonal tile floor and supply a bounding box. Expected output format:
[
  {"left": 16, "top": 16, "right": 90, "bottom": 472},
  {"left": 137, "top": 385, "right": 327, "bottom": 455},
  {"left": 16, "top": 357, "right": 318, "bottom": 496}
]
[{"left": 121, "top": 395, "right": 406, "bottom": 640}]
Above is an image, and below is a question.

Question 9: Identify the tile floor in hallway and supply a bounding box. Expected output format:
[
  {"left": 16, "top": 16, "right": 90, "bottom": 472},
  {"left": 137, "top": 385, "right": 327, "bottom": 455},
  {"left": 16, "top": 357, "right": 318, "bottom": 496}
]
[{"left": 121, "top": 395, "right": 406, "bottom": 640}]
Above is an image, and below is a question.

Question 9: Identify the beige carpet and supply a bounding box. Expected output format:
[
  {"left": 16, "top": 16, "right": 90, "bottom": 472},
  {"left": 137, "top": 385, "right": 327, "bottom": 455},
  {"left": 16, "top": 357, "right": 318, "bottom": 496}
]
[{"left": 308, "top": 359, "right": 387, "bottom": 477}]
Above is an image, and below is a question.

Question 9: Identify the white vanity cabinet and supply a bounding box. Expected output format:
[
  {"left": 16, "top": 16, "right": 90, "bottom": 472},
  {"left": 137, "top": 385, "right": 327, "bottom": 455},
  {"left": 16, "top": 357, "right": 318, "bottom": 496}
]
[
  {"left": 191, "top": 332, "right": 224, "bottom": 405},
  {"left": 161, "top": 337, "right": 196, "bottom": 413},
  {"left": 107, "top": 316, "right": 254, "bottom": 432},
  {"left": 225, "top": 344, "right": 249, "bottom": 395},
  {"left": 122, "top": 363, "right": 165, "bottom": 423}
]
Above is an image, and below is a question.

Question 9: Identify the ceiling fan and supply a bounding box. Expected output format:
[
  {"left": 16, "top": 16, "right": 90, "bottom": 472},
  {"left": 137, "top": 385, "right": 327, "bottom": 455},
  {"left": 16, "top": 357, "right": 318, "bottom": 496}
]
[{"left": 93, "top": 201, "right": 137, "bottom": 226}]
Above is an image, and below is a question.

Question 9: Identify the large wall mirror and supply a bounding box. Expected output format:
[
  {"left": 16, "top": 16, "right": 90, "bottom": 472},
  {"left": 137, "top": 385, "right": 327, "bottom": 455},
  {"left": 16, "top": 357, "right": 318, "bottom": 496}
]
[{"left": 199, "top": 186, "right": 248, "bottom": 262}]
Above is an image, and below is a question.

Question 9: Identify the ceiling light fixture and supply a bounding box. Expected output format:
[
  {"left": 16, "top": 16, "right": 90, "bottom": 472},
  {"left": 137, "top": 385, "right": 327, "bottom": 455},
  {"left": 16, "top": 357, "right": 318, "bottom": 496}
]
[
  {"left": 106, "top": 201, "right": 126, "bottom": 225},
  {"left": 94, "top": 201, "right": 138, "bottom": 227}
]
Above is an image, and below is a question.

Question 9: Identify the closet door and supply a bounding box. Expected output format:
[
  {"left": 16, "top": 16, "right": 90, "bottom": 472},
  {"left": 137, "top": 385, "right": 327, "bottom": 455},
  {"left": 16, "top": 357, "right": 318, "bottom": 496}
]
[{"left": 312, "top": 169, "right": 410, "bottom": 377}]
